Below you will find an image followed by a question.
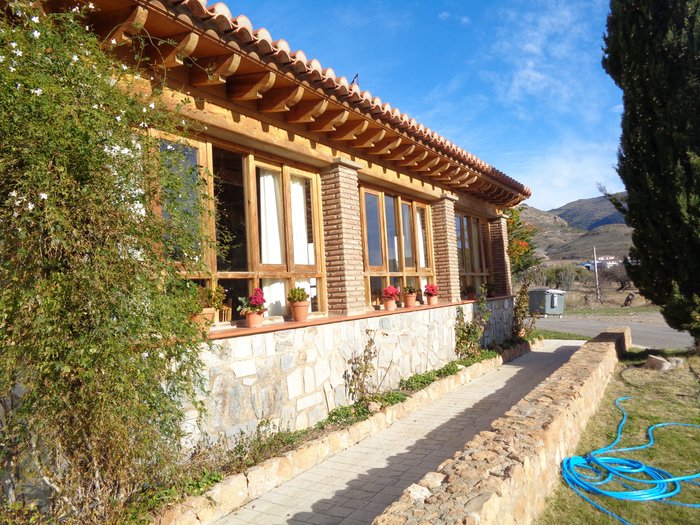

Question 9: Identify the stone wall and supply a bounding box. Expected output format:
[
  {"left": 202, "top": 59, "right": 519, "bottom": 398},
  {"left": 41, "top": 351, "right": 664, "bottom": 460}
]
[
  {"left": 373, "top": 328, "right": 628, "bottom": 525},
  {"left": 186, "top": 298, "right": 514, "bottom": 443}
]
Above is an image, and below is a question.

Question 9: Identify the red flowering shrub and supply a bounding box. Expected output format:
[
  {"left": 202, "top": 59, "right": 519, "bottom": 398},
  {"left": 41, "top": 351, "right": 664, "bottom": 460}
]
[
  {"left": 424, "top": 283, "right": 440, "bottom": 297},
  {"left": 382, "top": 285, "right": 400, "bottom": 300}
]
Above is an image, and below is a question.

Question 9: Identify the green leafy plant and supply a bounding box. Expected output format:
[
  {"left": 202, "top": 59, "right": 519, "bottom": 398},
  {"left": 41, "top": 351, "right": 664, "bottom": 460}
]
[
  {"left": 512, "top": 275, "right": 536, "bottom": 340},
  {"left": 455, "top": 288, "right": 492, "bottom": 358},
  {"left": 403, "top": 284, "right": 417, "bottom": 294},
  {"left": 198, "top": 285, "right": 225, "bottom": 309},
  {"left": 0, "top": 4, "right": 210, "bottom": 522},
  {"left": 237, "top": 287, "right": 266, "bottom": 316},
  {"left": 346, "top": 330, "right": 379, "bottom": 402},
  {"left": 287, "top": 287, "right": 309, "bottom": 303}
]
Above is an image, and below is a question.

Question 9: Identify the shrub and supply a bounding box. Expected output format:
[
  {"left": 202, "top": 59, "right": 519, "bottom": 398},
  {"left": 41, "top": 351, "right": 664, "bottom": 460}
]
[
  {"left": 0, "top": 4, "right": 208, "bottom": 522},
  {"left": 287, "top": 287, "right": 309, "bottom": 303}
]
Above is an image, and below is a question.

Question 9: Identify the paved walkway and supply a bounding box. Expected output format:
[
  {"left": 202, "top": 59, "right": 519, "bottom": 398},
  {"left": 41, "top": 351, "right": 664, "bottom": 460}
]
[{"left": 215, "top": 340, "right": 583, "bottom": 525}]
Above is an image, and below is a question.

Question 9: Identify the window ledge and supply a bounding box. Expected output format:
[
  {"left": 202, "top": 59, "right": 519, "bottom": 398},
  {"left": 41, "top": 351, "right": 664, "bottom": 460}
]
[{"left": 206, "top": 295, "right": 513, "bottom": 340}]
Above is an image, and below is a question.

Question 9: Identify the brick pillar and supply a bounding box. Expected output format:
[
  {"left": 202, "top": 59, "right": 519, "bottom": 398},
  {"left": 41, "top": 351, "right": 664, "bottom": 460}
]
[
  {"left": 489, "top": 217, "right": 513, "bottom": 296},
  {"left": 431, "top": 194, "right": 461, "bottom": 303},
  {"left": 321, "top": 158, "right": 368, "bottom": 315}
]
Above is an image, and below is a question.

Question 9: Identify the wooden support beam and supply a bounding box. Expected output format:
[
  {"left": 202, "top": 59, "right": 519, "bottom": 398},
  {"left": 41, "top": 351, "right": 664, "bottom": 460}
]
[
  {"left": 351, "top": 128, "right": 386, "bottom": 149},
  {"left": 382, "top": 143, "right": 415, "bottom": 161},
  {"left": 190, "top": 54, "right": 241, "bottom": 87},
  {"left": 396, "top": 150, "right": 428, "bottom": 167},
  {"left": 107, "top": 6, "right": 147, "bottom": 44},
  {"left": 328, "top": 119, "right": 369, "bottom": 141},
  {"left": 367, "top": 136, "right": 402, "bottom": 155},
  {"left": 428, "top": 161, "right": 451, "bottom": 175},
  {"left": 227, "top": 71, "right": 276, "bottom": 101},
  {"left": 413, "top": 156, "right": 440, "bottom": 172},
  {"left": 259, "top": 85, "right": 304, "bottom": 113},
  {"left": 285, "top": 99, "right": 328, "bottom": 123},
  {"left": 153, "top": 32, "right": 199, "bottom": 69},
  {"left": 307, "top": 109, "right": 348, "bottom": 132}
]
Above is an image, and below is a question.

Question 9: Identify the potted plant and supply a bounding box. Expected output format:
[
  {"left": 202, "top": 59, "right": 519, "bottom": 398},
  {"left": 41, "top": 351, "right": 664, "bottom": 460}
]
[
  {"left": 287, "top": 287, "right": 310, "bottom": 322},
  {"left": 382, "top": 285, "right": 400, "bottom": 311},
  {"left": 465, "top": 284, "right": 476, "bottom": 300},
  {"left": 424, "top": 283, "right": 440, "bottom": 305},
  {"left": 402, "top": 283, "right": 417, "bottom": 307},
  {"left": 194, "top": 284, "right": 225, "bottom": 328},
  {"left": 237, "top": 287, "right": 267, "bottom": 328}
]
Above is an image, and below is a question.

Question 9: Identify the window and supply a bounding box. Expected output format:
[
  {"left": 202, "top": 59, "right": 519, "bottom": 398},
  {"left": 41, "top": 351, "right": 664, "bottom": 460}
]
[
  {"left": 455, "top": 213, "right": 492, "bottom": 298},
  {"left": 211, "top": 147, "right": 324, "bottom": 319},
  {"left": 360, "top": 187, "right": 434, "bottom": 306}
]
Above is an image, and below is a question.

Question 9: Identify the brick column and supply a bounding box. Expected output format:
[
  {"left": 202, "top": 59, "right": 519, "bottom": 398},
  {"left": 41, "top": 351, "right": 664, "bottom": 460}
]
[
  {"left": 489, "top": 217, "right": 513, "bottom": 296},
  {"left": 431, "top": 194, "right": 461, "bottom": 303},
  {"left": 321, "top": 158, "right": 368, "bottom": 315}
]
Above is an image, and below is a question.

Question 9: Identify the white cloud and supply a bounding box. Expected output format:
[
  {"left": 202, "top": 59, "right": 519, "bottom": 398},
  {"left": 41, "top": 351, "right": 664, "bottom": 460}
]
[
  {"left": 438, "top": 11, "right": 450, "bottom": 21},
  {"left": 499, "top": 137, "right": 624, "bottom": 210}
]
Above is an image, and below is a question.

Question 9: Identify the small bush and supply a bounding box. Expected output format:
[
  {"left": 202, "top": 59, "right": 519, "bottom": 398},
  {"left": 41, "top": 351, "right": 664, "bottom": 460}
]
[{"left": 399, "top": 371, "right": 438, "bottom": 391}]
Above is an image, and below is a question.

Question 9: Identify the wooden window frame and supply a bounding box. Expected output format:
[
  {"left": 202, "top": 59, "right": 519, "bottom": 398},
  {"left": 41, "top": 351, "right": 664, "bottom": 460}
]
[
  {"left": 455, "top": 212, "right": 492, "bottom": 297},
  {"left": 360, "top": 186, "right": 435, "bottom": 306}
]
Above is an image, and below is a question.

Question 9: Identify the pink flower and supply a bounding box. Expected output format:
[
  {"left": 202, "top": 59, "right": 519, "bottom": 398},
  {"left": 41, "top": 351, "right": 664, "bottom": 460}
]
[
  {"left": 382, "top": 285, "right": 400, "bottom": 300},
  {"left": 424, "top": 283, "right": 439, "bottom": 297}
]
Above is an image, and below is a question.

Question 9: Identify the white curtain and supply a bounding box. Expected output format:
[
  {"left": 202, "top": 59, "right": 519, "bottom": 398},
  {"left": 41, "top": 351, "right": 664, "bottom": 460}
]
[
  {"left": 259, "top": 169, "right": 284, "bottom": 264},
  {"left": 290, "top": 177, "right": 314, "bottom": 265},
  {"left": 262, "top": 278, "right": 286, "bottom": 317},
  {"left": 416, "top": 209, "right": 427, "bottom": 268}
]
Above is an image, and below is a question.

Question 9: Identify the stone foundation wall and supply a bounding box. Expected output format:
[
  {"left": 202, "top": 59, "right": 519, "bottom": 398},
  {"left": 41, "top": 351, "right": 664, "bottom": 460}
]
[
  {"left": 187, "top": 298, "right": 514, "bottom": 443},
  {"left": 374, "top": 328, "right": 628, "bottom": 525}
]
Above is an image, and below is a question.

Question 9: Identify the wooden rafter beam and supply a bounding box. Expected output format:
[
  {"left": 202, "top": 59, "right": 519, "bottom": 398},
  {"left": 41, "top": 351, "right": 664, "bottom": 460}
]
[
  {"left": 285, "top": 99, "right": 328, "bottom": 123},
  {"left": 227, "top": 72, "right": 276, "bottom": 101},
  {"left": 382, "top": 143, "right": 415, "bottom": 161},
  {"left": 428, "top": 162, "right": 451, "bottom": 176},
  {"left": 152, "top": 32, "right": 199, "bottom": 69},
  {"left": 396, "top": 150, "right": 428, "bottom": 167},
  {"left": 413, "top": 156, "right": 440, "bottom": 172},
  {"left": 308, "top": 109, "right": 349, "bottom": 132},
  {"left": 106, "top": 6, "right": 147, "bottom": 44},
  {"left": 190, "top": 54, "right": 241, "bottom": 87},
  {"left": 328, "top": 119, "right": 369, "bottom": 141},
  {"left": 367, "top": 136, "right": 402, "bottom": 155},
  {"left": 259, "top": 85, "right": 304, "bottom": 113},
  {"left": 352, "top": 128, "right": 386, "bottom": 149}
]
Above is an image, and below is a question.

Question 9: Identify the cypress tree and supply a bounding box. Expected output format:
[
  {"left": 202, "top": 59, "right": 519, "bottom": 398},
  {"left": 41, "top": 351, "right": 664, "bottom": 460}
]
[{"left": 603, "top": 1, "right": 700, "bottom": 350}]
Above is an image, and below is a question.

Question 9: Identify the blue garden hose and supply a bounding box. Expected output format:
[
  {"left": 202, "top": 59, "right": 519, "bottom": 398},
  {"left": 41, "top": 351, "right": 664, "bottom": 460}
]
[{"left": 561, "top": 396, "right": 700, "bottom": 524}]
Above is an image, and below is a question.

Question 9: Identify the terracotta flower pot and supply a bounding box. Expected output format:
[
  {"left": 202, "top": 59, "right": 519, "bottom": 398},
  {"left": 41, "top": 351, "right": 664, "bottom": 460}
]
[
  {"left": 289, "top": 301, "right": 310, "bottom": 322},
  {"left": 384, "top": 299, "right": 397, "bottom": 311},
  {"left": 245, "top": 311, "right": 264, "bottom": 328},
  {"left": 403, "top": 293, "right": 417, "bottom": 307},
  {"left": 426, "top": 295, "right": 438, "bottom": 305}
]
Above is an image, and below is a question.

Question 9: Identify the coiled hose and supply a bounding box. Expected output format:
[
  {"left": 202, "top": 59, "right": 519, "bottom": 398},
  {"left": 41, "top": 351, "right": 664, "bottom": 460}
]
[{"left": 561, "top": 396, "right": 700, "bottom": 525}]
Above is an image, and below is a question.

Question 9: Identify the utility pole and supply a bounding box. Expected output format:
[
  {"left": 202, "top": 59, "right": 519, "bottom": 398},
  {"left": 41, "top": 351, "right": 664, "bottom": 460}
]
[{"left": 593, "top": 246, "right": 602, "bottom": 303}]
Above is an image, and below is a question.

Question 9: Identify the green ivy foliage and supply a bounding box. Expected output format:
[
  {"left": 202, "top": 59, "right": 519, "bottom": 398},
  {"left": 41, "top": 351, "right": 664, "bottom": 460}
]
[{"left": 1, "top": 3, "right": 211, "bottom": 522}]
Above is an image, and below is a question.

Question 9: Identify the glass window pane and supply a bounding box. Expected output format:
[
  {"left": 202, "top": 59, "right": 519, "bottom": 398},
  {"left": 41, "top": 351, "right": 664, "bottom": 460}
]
[
  {"left": 416, "top": 207, "right": 429, "bottom": 268},
  {"left": 294, "top": 278, "right": 319, "bottom": 312},
  {"left": 290, "top": 176, "right": 315, "bottom": 265},
  {"left": 401, "top": 203, "right": 414, "bottom": 269},
  {"left": 261, "top": 278, "right": 285, "bottom": 316},
  {"left": 217, "top": 278, "right": 249, "bottom": 323},
  {"left": 470, "top": 218, "right": 482, "bottom": 273},
  {"left": 455, "top": 216, "right": 464, "bottom": 271},
  {"left": 159, "top": 140, "right": 201, "bottom": 260},
  {"left": 384, "top": 195, "right": 399, "bottom": 272},
  {"left": 213, "top": 147, "right": 247, "bottom": 271},
  {"left": 257, "top": 167, "right": 286, "bottom": 265},
  {"left": 365, "top": 193, "right": 382, "bottom": 267},
  {"left": 369, "top": 276, "right": 384, "bottom": 307}
]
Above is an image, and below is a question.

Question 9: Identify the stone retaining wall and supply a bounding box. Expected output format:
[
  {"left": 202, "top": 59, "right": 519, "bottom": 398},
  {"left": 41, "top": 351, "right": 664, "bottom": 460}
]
[
  {"left": 157, "top": 340, "right": 532, "bottom": 525},
  {"left": 374, "top": 328, "right": 629, "bottom": 525},
  {"left": 186, "top": 298, "right": 514, "bottom": 444}
]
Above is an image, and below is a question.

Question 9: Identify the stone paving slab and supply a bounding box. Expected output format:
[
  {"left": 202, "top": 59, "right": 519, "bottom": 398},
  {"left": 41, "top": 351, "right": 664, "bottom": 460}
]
[{"left": 214, "top": 340, "right": 583, "bottom": 525}]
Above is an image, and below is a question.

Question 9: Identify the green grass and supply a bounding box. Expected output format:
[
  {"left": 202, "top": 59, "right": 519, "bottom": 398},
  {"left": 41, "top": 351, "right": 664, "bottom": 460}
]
[
  {"left": 531, "top": 328, "right": 590, "bottom": 340},
  {"left": 566, "top": 305, "right": 660, "bottom": 316},
  {"left": 536, "top": 350, "right": 700, "bottom": 525}
]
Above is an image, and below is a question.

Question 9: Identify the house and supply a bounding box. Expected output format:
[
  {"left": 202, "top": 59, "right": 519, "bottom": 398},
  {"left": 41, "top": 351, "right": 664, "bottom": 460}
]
[{"left": 84, "top": 0, "right": 531, "bottom": 438}]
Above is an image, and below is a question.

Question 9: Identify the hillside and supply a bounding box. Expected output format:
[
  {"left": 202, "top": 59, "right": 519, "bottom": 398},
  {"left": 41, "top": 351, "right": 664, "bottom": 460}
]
[
  {"left": 548, "top": 193, "right": 625, "bottom": 230},
  {"left": 519, "top": 195, "right": 632, "bottom": 260}
]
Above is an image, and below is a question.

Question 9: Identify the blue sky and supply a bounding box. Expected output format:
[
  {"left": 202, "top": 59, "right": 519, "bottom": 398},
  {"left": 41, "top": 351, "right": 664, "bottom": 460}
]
[{"left": 225, "top": 0, "right": 624, "bottom": 210}]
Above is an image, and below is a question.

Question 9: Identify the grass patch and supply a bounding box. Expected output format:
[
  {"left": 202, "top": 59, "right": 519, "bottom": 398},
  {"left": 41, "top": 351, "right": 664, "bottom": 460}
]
[
  {"left": 535, "top": 352, "right": 700, "bottom": 525},
  {"left": 531, "top": 328, "right": 590, "bottom": 340},
  {"left": 566, "top": 305, "right": 660, "bottom": 316}
]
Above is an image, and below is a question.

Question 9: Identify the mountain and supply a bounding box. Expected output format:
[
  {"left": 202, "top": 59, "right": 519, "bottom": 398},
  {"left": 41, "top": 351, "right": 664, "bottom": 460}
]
[
  {"left": 519, "top": 193, "right": 632, "bottom": 260},
  {"left": 547, "top": 193, "right": 626, "bottom": 230}
]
